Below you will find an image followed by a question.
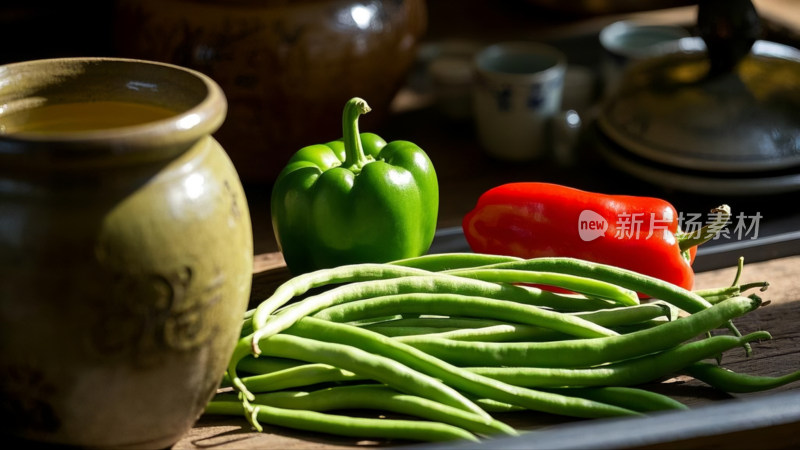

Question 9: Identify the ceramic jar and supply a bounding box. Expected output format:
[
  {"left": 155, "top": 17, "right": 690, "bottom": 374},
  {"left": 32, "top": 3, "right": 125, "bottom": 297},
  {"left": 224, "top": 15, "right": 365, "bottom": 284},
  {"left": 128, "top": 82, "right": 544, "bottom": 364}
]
[
  {"left": 0, "top": 58, "right": 253, "bottom": 448},
  {"left": 114, "top": 0, "right": 428, "bottom": 183}
]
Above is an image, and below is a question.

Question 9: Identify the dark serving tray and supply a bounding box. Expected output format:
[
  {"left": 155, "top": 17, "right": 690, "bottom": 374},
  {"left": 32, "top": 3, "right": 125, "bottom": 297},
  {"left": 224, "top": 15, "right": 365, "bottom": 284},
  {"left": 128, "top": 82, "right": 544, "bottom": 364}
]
[{"left": 405, "top": 389, "right": 800, "bottom": 450}]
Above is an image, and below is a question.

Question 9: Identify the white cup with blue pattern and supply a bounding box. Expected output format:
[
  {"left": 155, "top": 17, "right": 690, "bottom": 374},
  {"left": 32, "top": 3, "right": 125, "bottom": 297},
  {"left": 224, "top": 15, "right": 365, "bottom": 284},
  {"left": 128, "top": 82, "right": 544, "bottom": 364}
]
[{"left": 473, "top": 41, "right": 567, "bottom": 161}]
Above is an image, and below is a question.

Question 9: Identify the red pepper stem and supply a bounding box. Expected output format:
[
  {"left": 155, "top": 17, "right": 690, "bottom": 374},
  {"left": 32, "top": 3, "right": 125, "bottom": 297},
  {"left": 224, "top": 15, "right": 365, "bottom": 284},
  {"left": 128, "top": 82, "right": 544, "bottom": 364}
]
[
  {"left": 678, "top": 204, "right": 732, "bottom": 252},
  {"left": 342, "top": 97, "right": 372, "bottom": 171}
]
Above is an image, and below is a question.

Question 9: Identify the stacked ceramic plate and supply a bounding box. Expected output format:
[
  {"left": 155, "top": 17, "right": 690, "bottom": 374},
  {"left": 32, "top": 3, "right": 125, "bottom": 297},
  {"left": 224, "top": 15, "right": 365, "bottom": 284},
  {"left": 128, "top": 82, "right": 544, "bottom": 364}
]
[{"left": 594, "top": 13, "right": 800, "bottom": 197}]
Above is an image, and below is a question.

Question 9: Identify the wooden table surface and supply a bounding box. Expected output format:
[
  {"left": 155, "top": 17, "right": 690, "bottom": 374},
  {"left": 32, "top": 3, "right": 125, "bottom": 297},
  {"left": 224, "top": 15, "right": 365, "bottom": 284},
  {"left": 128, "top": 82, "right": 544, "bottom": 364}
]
[{"left": 176, "top": 1, "right": 800, "bottom": 448}]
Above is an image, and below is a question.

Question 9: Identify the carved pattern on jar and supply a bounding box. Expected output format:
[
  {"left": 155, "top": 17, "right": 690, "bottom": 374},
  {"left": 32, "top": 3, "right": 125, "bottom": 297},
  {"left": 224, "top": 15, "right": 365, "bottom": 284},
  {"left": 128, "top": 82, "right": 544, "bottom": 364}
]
[{"left": 89, "top": 264, "right": 224, "bottom": 368}]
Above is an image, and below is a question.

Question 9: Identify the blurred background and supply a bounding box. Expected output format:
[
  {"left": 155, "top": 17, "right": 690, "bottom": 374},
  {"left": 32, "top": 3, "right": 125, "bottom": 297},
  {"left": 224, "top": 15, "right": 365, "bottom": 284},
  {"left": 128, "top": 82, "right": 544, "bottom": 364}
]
[{"left": 2, "top": 0, "right": 799, "bottom": 268}]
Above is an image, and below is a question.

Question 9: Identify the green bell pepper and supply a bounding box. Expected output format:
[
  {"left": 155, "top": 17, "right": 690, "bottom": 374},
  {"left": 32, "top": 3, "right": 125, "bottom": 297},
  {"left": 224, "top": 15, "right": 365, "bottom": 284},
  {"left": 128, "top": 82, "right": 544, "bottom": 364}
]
[{"left": 271, "top": 97, "right": 439, "bottom": 274}]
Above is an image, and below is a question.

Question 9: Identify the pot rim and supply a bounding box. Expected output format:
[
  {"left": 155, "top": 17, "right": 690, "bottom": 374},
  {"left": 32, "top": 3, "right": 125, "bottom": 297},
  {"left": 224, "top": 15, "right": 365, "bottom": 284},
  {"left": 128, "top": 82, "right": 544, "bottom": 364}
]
[
  {"left": 473, "top": 41, "right": 567, "bottom": 85},
  {"left": 0, "top": 57, "right": 227, "bottom": 156}
]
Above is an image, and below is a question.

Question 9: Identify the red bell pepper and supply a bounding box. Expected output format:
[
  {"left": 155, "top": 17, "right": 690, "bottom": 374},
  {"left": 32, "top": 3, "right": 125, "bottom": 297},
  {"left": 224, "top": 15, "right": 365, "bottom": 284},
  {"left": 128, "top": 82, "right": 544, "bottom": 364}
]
[{"left": 462, "top": 182, "right": 730, "bottom": 291}]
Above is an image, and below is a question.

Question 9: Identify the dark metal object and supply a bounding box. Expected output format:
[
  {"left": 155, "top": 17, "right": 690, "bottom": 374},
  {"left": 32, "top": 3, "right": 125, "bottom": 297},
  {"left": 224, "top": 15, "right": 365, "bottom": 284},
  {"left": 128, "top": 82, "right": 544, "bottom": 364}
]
[{"left": 697, "top": 0, "right": 762, "bottom": 76}]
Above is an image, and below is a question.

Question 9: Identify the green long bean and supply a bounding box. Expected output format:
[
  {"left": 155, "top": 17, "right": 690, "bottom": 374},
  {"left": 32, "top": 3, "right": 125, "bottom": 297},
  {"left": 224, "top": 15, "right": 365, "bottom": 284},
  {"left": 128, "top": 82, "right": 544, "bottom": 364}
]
[
  {"left": 237, "top": 356, "right": 305, "bottom": 375},
  {"left": 250, "top": 274, "right": 623, "bottom": 352},
  {"left": 362, "top": 305, "right": 670, "bottom": 343},
  {"left": 440, "top": 268, "right": 639, "bottom": 305},
  {"left": 238, "top": 362, "right": 367, "bottom": 393},
  {"left": 684, "top": 362, "right": 800, "bottom": 393},
  {"left": 217, "top": 254, "right": 790, "bottom": 445},
  {"left": 205, "top": 400, "right": 480, "bottom": 442},
  {"left": 390, "top": 324, "right": 568, "bottom": 342},
  {"left": 250, "top": 263, "right": 435, "bottom": 331},
  {"left": 399, "top": 296, "right": 761, "bottom": 368},
  {"left": 692, "top": 256, "right": 768, "bottom": 304},
  {"left": 391, "top": 252, "right": 523, "bottom": 271},
  {"left": 370, "top": 326, "right": 463, "bottom": 338},
  {"left": 251, "top": 333, "right": 488, "bottom": 419},
  {"left": 312, "top": 293, "right": 619, "bottom": 339},
  {"left": 570, "top": 302, "right": 674, "bottom": 326},
  {"left": 387, "top": 317, "right": 675, "bottom": 343},
  {"left": 362, "top": 316, "right": 558, "bottom": 341},
  {"left": 443, "top": 256, "right": 751, "bottom": 355},
  {"left": 465, "top": 331, "right": 771, "bottom": 387},
  {"left": 216, "top": 384, "right": 518, "bottom": 437},
  {"left": 363, "top": 316, "right": 512, "bottom": 330},
  {"left": 543, "top": 387, "right": 688, "bottom": 412},
  {"left": 283, "top": 317, "right": 640, "bottom": 419},
  {"left": 445, "top": 257, "right": 712, "bottom": 314},
  {"left": 695, "top": 282, "right": 770, "bottom": 304},
  {"left": 468, "top": 397, "right": 526, "bottom": 413}
]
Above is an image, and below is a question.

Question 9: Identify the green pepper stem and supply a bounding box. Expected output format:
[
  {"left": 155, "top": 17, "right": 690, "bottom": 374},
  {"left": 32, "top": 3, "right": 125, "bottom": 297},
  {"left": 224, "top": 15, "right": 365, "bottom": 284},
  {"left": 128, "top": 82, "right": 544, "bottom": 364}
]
[
  {"left": 678, "top": 204, "right": 732, "bottom": 252},
  {"left": 342, "top": 97, "right": 372, "bottom": 170}
]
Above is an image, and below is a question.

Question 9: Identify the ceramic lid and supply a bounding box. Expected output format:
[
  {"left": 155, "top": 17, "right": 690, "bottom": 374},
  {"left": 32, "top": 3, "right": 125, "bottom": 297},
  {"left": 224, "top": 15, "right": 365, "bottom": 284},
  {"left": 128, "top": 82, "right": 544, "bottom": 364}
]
[
  {"left": 597, "top": 0, "right": 800, "bottom": 173},
  {"left": 598, "top": 38, "right": 800, "bottom": 173}
]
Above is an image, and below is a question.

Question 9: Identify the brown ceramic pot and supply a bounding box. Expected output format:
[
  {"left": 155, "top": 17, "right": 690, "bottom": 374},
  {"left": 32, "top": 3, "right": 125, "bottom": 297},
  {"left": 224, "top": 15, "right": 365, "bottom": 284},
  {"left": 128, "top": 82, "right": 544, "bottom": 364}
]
[
  {"left": 114, "top": 0, "right": 428, "bottom": 183},
  {"left": 0, "top": 57, "right": 253, "bottom": 448}
]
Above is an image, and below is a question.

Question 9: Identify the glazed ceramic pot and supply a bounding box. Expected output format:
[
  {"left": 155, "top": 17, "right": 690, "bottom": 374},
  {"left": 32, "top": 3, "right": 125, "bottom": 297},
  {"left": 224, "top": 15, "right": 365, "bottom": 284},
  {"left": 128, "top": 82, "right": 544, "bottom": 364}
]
[
  {"left": 0, "top": 57, "right": 253, "bottom": 448},
  {"left": 115, "top": 0, "right": 428, "bottom": 183}
]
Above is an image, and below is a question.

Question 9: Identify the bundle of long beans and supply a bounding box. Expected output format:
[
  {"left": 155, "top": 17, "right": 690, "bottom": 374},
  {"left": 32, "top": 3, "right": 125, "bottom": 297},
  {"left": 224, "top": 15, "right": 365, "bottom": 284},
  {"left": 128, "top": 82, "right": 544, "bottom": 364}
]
[{"left": 205, "top": 254, "right": 798, "bottom": 443}]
